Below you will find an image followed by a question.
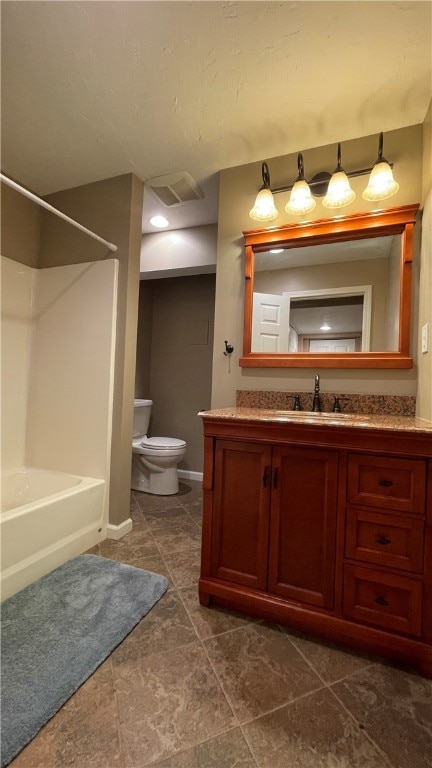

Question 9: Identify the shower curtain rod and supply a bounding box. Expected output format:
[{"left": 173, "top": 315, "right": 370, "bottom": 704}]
[{"left": 0, "top": 173, "right": 118, "bottom": 253}]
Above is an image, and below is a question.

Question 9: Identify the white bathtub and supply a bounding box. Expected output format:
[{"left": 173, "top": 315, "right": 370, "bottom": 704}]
[{"left": 1, "top": 467, "right": 106, "bottom": 600}]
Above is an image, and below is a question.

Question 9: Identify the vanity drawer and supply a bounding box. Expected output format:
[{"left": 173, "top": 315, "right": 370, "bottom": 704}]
[
  {"left": 347, "top": 455, "right": 426, "bottom": 514},
  {"left": 345, "top": 508, "right": 424, "bottom": 573},
  {"left": 343, "top": 564, "right": 422, "bottom": 636}
]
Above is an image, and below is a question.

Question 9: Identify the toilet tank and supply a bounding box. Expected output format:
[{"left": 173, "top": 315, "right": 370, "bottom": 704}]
[{"left": 133, "top": 399, "right": 153, "bottom": 438}]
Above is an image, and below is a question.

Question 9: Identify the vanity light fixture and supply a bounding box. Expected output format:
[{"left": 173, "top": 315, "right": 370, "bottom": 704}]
[
  {"left": 362, "top": 132, "right": 399, "bottom": 201},
  {"left": 149, "top": 215, "right": 169, "bottom": 228},
  {"left": 322, "top": 143, "right": 356, "bottom": 209},
  {"left": 320, "top": 323, "right": 332, "bottom": 331},
  {"left": 249, "top": 132, "right": 399, "bottom": 222},
  {"left": 270, "top": 248, "right": 284, "bottom": 254},
  {"left": 249, "top": 162, "right": 279, "bottom": 222},
  {"left": 285, "top": 153, "right": 316, "bottom": 215}
]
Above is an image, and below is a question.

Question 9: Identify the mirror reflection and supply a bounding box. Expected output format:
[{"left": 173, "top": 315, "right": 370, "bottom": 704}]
[{"left": 252, "top": 235, "right": 401, "bottom": 354}]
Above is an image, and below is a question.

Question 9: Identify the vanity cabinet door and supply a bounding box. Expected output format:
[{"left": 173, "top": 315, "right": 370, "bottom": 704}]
[
  {"left": 268, "top": 446, "right": 339, "bottom": 609},
  {"left": 210, "top": 440, "right": 272, "bottom": 589}
]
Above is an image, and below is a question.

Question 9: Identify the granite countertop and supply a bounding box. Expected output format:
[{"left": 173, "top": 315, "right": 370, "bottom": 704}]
[{"left": 199, "top": 407, "right": 432, "bottom": 434}]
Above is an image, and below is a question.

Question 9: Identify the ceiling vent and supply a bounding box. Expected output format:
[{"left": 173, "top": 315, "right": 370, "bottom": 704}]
[{"left": 146, "top": 171, "right": 204, "bottom": 207}]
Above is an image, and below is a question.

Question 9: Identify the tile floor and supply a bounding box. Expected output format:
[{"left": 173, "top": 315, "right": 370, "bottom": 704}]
[{"left": 10, "top": 480, "right": 432, "bottom": 768}]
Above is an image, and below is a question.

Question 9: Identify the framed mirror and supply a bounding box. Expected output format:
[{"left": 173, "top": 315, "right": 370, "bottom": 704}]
[{"left": 241, "top": 204, "right": 419, "bottom": 368}]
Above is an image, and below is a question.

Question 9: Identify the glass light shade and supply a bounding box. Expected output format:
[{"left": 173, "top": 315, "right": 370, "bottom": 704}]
[
  {"left": 322, "top": 171, "right": 356, "bottom": 209},
  {"left": 285, "top": 180, "right": 316, "bottom": 215},
  {"left": 149, "top": 215, "right": 169, "bottom": 228},
  {"left": 362, "top": 161, "right": 399, "bottom": 201},
  {"left": 249, "top": 188, "right": 279, "bottom": 222}
]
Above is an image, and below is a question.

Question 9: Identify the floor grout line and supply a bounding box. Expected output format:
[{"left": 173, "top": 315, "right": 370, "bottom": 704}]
[
  {"left": 327, "top": 683, "right": 397, "bottom": 768},
  {"left": 199, "top": 632, "right": 241, "bottom": 728},
  {"left": 285, "top": 634, "right": 396, "bottom": 768},
  {"left": 143, "top": 724, "right": 251, "bottom": 768},
  {"left": 110, "top": 656, "right": 128, "bottom": 768}
]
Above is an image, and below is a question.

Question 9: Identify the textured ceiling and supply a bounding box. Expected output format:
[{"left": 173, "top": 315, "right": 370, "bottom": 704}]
[{"left": 1, "top": 1, "right": 431, "bottom": 232}]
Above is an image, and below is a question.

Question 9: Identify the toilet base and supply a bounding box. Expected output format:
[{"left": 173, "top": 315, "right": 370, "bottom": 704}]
[{"left": 131, "top": 458, "right": 179, "bottom": 495}]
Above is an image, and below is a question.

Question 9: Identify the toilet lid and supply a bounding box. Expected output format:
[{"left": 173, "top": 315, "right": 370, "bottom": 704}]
[{"left": 140, "top": 436, "right": 186, "bottom": 450}]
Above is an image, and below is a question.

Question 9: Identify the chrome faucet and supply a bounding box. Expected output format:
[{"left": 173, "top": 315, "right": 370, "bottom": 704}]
[{"left": 311, "top": 374, "right": 321, "bottom": 412}]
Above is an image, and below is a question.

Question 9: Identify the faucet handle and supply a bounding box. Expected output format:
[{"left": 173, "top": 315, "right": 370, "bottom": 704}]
[
  {"left": 291, "top": 394, "right": 302, "bottom": 411},
  {"left": 332, "top": 396, "right": 350, "bottom": 413}
]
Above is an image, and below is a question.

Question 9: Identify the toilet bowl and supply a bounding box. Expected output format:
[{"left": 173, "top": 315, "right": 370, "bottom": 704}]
[{"left": 131, "top": 400, "right": 187, "bottom": 495}]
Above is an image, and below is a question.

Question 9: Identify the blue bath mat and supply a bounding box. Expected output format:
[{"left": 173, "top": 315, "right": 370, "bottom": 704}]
[{"left": 0, "top": 554, "right": 168, "bottom": 767}]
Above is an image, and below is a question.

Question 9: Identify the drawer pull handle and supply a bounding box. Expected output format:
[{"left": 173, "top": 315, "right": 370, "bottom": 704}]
[
  {"left": 273, "top": 467, "right": 279, "bottom": 489},
  {"left": 376, "top": 536, "right": 391, "bottom": 545},
  {"left": 263, "top": 466, "right": 270, "bottom": 488},
  {"left": 375, "top": 595, "right": 389, "bottom": 607},
  {"left": 378, "top": 479, "right": 394, "bottom": 487}
]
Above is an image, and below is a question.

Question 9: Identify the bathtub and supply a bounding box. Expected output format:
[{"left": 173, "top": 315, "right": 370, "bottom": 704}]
[{"left": 1, "top": 467, "right": 106, "bottom": 600}]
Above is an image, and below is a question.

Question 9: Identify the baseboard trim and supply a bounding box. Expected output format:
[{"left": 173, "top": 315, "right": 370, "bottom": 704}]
[
  {"left": 106, "top": 518, "right": 133, "bottom": 540},
  {"left": 178, "top": 470, "right": 203, "bottom": 482}
]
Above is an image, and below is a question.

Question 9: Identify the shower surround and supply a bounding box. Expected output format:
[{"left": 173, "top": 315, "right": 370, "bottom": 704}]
[{"left": 0, "top": 256, "right": 118, "bottom": 599}]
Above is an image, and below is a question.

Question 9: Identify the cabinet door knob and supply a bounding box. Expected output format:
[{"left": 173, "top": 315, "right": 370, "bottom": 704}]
[
  {"left": 376, "top": 535, "right": 391, "bottom": 545},
  {"left": 375, "top": 595, "right": 389, "bottom": 606},
  {"left": 273, "top": 467, "right": 279, "bottom": 489},
  {"left": 263, "top": 466, "right": 270, "bottom": 488},
  {"left": 378, "top": 479, "right": 394, "bottom": 487}
]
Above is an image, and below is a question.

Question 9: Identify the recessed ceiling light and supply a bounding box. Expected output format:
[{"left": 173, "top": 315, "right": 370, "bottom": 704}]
[
  {"left": 149, "top": 215, "right": 169, "bottom": 228},
  {"left": 320, "top": 323, "right": 332, "bottom": 331},
  {"left": 270, "top": 249, "right": 284, "bottom": 254}
]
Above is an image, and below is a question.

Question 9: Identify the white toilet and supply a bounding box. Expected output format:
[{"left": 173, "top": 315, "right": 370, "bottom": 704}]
[{"left": 131, "top": 399, "right": 187, "bottom": 495}]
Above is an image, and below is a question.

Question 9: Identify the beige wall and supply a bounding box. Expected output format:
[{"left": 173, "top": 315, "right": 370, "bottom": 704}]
[
  {"left": 140, "top": 224, "right": 217, "bottom": 279},
  {"left": 39, "top": 174, "right": 144, "bottom": 525},
  {"left": 417, "top": 103, "right": 432, "bottom": 420},
  {"left": 1, "top": 184, "right": 41, "bottom": 267},
  {"left": 212, "top": 124, "right": 423, "bottom": 407},
  {"left": 135, "top": 281, "right": 153, "bottom": 399},
  {"left": 136, "top": 274, "right": 215, "bottom": 472}
]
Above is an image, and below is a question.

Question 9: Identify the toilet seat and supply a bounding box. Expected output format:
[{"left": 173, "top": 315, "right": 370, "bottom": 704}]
[
  {"left": 132, "top": 436, "right": 186, "bottom": 458},
  {"left": 141, "top": 436, "right": 186, "bottom": 450}
]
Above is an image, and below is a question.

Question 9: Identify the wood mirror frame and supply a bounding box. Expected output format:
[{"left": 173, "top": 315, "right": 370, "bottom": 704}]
[{"left": 241, "top": 204, "right": 419, "bottom": 369}]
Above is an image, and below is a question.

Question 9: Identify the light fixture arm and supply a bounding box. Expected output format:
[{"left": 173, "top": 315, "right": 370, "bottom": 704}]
[
  {"left": 376, "top": 131, "right": 390, "bottom": 164},
  {"left": 336, "top": 142, "right": 342, "bottom": 171},
  {"left": 297, "top": 153, "right": 305, "bottom": 180},
  {"left": 261, "top": 161, "right": 271, "bottom": 190}
]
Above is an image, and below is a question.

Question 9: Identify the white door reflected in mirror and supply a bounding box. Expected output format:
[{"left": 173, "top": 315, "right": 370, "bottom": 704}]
[{"left": 252, "top": 286, "right": 372, "bottom": 354}]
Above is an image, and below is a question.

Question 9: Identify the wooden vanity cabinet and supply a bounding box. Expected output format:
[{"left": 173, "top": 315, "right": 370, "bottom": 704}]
[
  {"left": 210, "top": 440, "right": 338, "bottom": 608},
  {"left": 199, "top": 416, "right": 432, "bottom": 676}
]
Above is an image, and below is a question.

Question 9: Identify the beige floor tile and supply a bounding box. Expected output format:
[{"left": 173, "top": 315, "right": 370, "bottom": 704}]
[
  {"left": 243, "top": 687, "right": 390, "bottom": 767},
  {"left": 135, "top": 491, "right": 184, "bottom": 513},
  {"left": 162, "top": 547, "right": 202, "bottom": 589},
  {"left": 179, "top": 585, "right": 253, "bottom": 639},
  {"left": 114, "top": 642, "right": 236, "bottom": 766},
  {"left": 332, "top": 664, "right": 432, "bottom": 768},
  {"left": 152, "top": 728, "right": 256, "bottom": 767},
  {"left": 144, "top": 506, "right": 194, "bottom": 532},
  {"left": 96, "top": 530, "right": 159, "bottom": 566},
  {"left": 181, "top": 500, "right": 203, "bottom": 525},
  {"left": 111, "top": 590, "right": 197, "bottom": 669},
  {"left": 152, "top": 518, "right": 201, "bottom": 554},
  {"left": 177, "top": 481, "right": 203, "bottom": 501},
  {"left": 287, "top": 631, "right": 378, "bottom": 684},
  {"left": 204, "top": 623, "right": 322, "bottom": 723}
]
